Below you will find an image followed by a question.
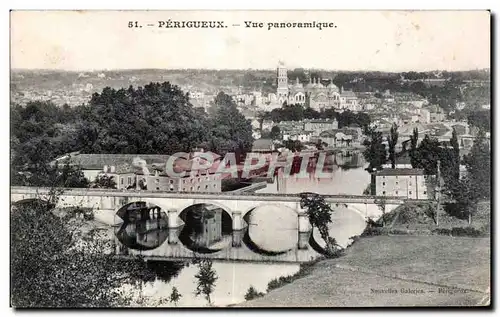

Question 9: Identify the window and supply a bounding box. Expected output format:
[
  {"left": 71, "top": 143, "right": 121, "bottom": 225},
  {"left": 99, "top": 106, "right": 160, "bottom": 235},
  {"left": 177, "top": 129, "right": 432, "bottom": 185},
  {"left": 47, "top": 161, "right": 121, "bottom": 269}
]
[
  {"left": 190, "top": 187, "right": 193, "bottom": 191},
  {"left": 183, "top": 180, "right": 186, "bottom": 184},
  {"left": 128, "top": 177, "right": 132, "bottom": 185},
  {"left": 213, "top": 184, "right": 217, "bottom": 188},
  {"left": 395, "top": 191, "right": 398, "bottom": 195},
  {"left": 197, "top": 186, "right": 201, "bottom": 190},
  {"left": 205, "top": 185, "right": 209, "bottom": 189},
  {"left": 423, "top": 191, "right": 427, "bottom": 195},
  {"left": 170, "top": 187, "right": 174, "bottom": 191},
  {"left": 396, "top": 181, "right": 399, "bottom": 185},
  {"left": 206, "top": 177, "right": 209, "bottom": 181},
  {"left": 156, "top": 187, "right": 160, "bottom": 191},
  {"left": 155, "top": 178, "right": 160, "bottom": 184},
  {"left": 169, "top": 180, "right": 174, "bottom": 184},
  {"left": 409, "top": 191, "right": 412, "bottom": 195},
  {"left": 382, "top": 191, "right": 386, "bottom": 195},
  {"left": 121, "top": 179, "right": 124, "bottom": 185},
  {"left": 382, "top": 182, "right": 385, "bottom": 186},
  {"left": 396, "top": 176, "right": 398, "bottom": 179}
]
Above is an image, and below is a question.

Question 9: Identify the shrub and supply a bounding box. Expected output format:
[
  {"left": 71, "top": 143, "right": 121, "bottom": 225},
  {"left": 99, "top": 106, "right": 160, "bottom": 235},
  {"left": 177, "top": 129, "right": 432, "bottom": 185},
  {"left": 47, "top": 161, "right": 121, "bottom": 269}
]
[
  {"left": 451, "top": 227, "right": 483, "bottom": 237},
  {"left": 244, "top": 286, "right": 265, "bottom": 301},
  {"left": 433, "top": 227, "right": 485, "bottom": 237},
  {"left": 267, "top": 275, "right": 295, "bottom": 292},
  {"left": 432, "top": 228, "right": 452, "bottom": 236},
  {"left": 361, "top": 227, "right": 385, "bottom": 237},
  {"left": 388, "top": 229, "right": 411, "bottom": 235},
  {"left": 349, "top": 235, "right": 361, "bottom": 243}
]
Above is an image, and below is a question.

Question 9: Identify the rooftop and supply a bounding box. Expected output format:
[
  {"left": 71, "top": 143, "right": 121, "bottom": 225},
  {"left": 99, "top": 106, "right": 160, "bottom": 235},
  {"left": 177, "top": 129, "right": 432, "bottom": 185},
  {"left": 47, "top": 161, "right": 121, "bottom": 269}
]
[
  {"left": 319, "top": 127, "right": 361, "bottom": 139},
  {"left": 375, "top": 168, "right": 426, "bottom": 176},
  {"left": 305, "top": 119, "right": 337, "bottom": 124},
  {"left": 52, "top": 153, "right": 171, "bottom": 170},
  {"left": 252, "top": 139, "right": 275, "bottom": 152}
]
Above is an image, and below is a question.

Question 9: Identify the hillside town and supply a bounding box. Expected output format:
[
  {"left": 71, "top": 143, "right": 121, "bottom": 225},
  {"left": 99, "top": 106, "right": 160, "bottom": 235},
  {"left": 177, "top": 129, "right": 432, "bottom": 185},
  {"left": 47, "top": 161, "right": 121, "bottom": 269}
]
[{"left": 11, "top": 62, "right": 491, "bottom": 202}]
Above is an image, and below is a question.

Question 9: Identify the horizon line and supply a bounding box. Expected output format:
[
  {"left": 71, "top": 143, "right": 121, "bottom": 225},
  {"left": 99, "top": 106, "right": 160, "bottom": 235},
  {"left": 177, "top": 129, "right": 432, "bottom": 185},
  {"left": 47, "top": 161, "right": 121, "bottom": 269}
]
[{"left": 10, "top": 67, "right": 492, "bottom": 73}]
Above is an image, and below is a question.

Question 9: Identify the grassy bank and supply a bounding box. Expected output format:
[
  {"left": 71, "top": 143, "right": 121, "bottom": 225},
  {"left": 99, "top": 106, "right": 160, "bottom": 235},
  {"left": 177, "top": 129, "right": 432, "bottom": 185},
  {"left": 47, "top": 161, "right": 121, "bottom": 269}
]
[
  {"left": 240, "top": 235, "right": 490, "bottom": 307},
  {"left": 240, "top": 202, "right": 491, "bottom": 307}
]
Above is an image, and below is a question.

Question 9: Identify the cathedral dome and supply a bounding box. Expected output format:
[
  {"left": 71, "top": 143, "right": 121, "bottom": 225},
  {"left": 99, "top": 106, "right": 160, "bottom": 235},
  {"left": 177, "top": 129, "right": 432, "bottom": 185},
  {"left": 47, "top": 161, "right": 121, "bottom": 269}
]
[
  {"left": 305, "top": 78, "right": 315, "bottom": 89},
  {"left": 293, "top": 77, "right": 304, "bottom": 89},
  {"left": 327, "top": 79, "right": 339, "bottom": 92}
]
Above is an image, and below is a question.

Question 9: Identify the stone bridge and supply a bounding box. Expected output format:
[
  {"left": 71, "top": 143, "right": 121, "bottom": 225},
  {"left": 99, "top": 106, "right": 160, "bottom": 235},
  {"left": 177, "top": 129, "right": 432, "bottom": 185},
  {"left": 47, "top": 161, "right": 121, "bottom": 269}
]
[{"left": 10, "top": 186, "right": 431, "bottom": 263}]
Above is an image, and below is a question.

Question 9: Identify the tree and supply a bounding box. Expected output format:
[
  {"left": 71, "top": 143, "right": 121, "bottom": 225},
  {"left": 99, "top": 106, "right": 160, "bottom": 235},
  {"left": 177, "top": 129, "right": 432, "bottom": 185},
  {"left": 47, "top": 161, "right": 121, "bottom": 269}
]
[
  {"left": 80, "top": 82, "right": 209, "bottom": 154},
  {"left": 194, "top": 259, "right": 218, "bottom": 305},
  {"left": 168, "top": 287, "right": 182, "bottom": 306},
  {"left": 413, "top": 135, "right": 441, "bottom": 175},
  {"left": 299, "top": 193, "right": 341, "bottom": 256},
  {"left": 409, "top": 127, "right": 419, "bottom": 167},
  {"left": 467, "top": 110, "right": 490, "bottom": 132},
  {"left": 375, "top": 197, "right": 387, "bottom": 226},
  {"left": 270, "top": 126, "right": 281, "bottom": 140},
  {"left": 441, "top": 128, "right": 461, "bottom": 199},
  {"left": 256, "top": 111, "right": 268, "bottom": 131},
  {"left": 450, "top": 127, "right": 461, "bottom": 180},
  {"left": 362, "top": 128, "right": 387, "bottom": 171},
  {"left": 244, "top": 286, "right": 265, "bottom": 301},
  {"left": 283, "top": 139, "right": 304, "bottom": 152},
  {"left": 208, "top": 92, "right": 254, "bottom": 155},
  {"left": 91, "top": 174, "right": 117, "bottom": 189},
  {"left": 10, "top": 198, "right": 156, "bottom": 307},
  {"left": 387, "top": 123, "right": 399, "bottom": 169},
  {"left": 460, "top": 130, "right": 490, "bottom": 224},
  {"left": 315, "top": 138, "right": 325, "bottom": 151}
]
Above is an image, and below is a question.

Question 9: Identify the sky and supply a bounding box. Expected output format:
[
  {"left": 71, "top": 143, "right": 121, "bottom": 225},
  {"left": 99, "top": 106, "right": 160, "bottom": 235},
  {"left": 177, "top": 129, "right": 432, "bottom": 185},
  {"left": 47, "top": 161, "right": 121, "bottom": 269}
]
[{"left": 10, "top": 10, "right": 491, "bottom": 72}]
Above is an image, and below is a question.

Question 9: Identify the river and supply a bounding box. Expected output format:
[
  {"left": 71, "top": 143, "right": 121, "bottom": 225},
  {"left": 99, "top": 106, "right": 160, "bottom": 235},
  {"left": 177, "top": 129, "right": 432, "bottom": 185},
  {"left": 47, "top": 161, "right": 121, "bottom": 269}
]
[{"left": 121, "top": 152, "right": 370, "bottom": 307}]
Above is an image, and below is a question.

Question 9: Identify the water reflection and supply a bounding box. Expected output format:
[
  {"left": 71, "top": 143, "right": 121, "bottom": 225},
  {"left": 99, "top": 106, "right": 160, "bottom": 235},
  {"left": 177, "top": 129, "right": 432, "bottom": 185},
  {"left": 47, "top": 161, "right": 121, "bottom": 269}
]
[
  {"left": 116, "top": 151, "right": 371, "bottom": 306},
  {"left": 126, "top": 261, "right": 300, "bottom": 307},
  {"left": 258, "top": 152, "right": 369, "bottom": 196},
  {"left": 245, "top": 205, "right": 298, "bottom": 254},
  {"left": 179, "top": 204, "right": 232, "bottom": 253},
  {"left": 115, "top": 202, "right": 168, "bottom": 251}
]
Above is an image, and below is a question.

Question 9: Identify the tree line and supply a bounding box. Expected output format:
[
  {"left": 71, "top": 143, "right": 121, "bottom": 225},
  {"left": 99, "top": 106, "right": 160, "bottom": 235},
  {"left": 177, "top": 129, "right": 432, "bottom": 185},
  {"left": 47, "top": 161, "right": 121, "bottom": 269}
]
[{"left": 257, "top": 104, "right": 371, "bottom": 130}]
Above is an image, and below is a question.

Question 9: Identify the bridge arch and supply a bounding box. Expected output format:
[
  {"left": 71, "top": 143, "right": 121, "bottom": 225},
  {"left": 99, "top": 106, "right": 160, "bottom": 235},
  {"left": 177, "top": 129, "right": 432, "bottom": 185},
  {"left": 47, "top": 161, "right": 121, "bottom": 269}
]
[
  {"left": 242, "top": 202, "right": 299, "bottom": 221},
  {"left": 12, "top": 198, "right": 51, "bottom": 206},
  {"left": 180, "top": 200, "right": 234, "bottom": 219},
  {"left": 11, "top": 198, "right": 56, "bottom": 213}
]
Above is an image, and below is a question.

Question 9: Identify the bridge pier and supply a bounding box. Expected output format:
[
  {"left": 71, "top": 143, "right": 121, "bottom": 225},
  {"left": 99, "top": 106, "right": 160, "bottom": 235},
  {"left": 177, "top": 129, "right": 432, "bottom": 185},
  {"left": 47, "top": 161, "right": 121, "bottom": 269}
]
[
  {"left": 167, "top": 208, "right": 180, "bottom": 245},
  {"left": 232, "top": 230, "right": 243, "bottom": 248},
  {"left": 232, "top": 211, "right": 243, "bottom": 247},
  {"left": 297, "top": 211, "right": 311, "bottom": 250}
]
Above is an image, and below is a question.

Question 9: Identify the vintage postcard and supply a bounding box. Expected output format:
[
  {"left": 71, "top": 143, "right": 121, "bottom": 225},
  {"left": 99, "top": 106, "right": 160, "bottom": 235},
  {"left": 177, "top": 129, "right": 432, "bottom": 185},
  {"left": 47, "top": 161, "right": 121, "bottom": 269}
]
[{"left": 10, "top": 10, "right": 491, "bottom": 308}]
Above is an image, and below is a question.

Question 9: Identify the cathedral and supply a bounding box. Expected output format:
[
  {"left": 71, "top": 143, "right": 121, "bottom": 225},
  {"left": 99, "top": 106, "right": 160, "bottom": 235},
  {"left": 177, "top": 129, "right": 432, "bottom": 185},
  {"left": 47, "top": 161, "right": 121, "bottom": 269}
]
[{"left": 276, "top": 62, "right": 359, "bottom": 112}]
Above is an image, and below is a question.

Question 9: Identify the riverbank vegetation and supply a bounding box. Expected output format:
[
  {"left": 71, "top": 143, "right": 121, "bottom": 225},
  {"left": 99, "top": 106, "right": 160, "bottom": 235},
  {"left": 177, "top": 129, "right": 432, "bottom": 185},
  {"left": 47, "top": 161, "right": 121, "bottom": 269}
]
[
  {"left": 299, "top": 193, "right": 343, "bottom": 257},
  {"left": 244, "top": 286, "right": 265, "bottom": 301},
  {"left": 10, "top": 191, "right": 191, "bottom": 307},
  {"left": 362, "top": 201, "right": 490, "bottom": 238}
]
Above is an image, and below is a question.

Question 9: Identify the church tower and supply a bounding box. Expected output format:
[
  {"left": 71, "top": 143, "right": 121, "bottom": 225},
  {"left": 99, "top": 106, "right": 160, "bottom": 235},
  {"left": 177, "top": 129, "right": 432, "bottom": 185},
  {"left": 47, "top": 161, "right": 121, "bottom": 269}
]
[{"left": 277, "top": 62, "right": 288, "bottom": 105}]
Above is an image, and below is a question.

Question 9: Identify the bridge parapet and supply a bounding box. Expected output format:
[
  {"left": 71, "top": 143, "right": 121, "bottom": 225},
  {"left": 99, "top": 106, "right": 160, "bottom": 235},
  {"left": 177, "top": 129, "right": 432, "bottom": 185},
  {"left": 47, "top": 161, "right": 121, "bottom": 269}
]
[{"left": 11, "top": 186, "right": 429, "bottom": 205}]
